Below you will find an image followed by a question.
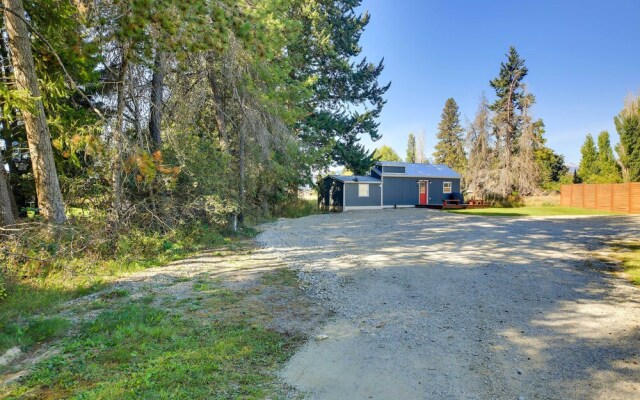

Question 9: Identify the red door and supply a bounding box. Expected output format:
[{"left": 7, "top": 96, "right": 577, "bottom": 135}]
[{"left": 419, "top": 181, "right": 427, "bottom": 205}]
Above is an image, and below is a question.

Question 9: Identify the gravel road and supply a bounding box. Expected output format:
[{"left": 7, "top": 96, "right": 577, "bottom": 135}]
[{"left": 257, "top": 209, "right": 640, "bottom": 400}]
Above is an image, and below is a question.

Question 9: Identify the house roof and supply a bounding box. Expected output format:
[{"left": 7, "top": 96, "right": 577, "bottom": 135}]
[
  {"left": 375, "top": 162, "right": 461, "bottom": 179},
  {"left": 329, "top": 175, "right": 382, "bottom": 183}
]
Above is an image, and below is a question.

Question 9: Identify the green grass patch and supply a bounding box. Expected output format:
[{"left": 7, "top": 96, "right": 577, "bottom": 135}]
[
  {"left": 279, "top": 198, "right": 320, "bottom": 219},
  {"left": 605, "top": 241, "right": 640, "bottom": 285},
  {"left": 261, "top": 268, "right": 299, "bottom": 287},
  {"left": 447, "top": 206, "right": 620, "bottom": 217},
  {"left": 1, "top": 300, "right": 300, "bottom": 399},
  {"left": 0, "top": 222, "right": 235, "bottom": 354},
  {"left": 0, "top": 317, "right": 69, "bottom": 352}
]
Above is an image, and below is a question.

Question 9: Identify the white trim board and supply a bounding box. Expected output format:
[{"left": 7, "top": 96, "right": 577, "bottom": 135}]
[
  {"left": 343, "top": 206, "right": 384, "bottom": 211},
  {"left": 381, "top": 175, "right": 461, "bottom": 179}
]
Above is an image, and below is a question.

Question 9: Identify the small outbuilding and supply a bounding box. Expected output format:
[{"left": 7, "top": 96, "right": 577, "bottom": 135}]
[{"left": 319, "top": 162, "right": 462, "bottom": 212}]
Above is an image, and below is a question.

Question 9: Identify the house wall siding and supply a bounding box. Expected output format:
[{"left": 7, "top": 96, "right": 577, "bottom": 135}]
[
  {"left": 383, "top": 177, "right": 460, "bottom": 206},
  {"left": 344, "top": 182, "right": 382, "bottom": 207}
]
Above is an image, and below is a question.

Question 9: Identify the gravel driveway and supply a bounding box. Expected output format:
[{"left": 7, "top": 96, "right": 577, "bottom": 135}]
[{"left": 257, "top": 209, "right": 640, "bottom": 400}]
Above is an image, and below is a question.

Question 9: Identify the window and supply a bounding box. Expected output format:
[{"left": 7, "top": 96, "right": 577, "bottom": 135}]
[
  {"left": 358, "top": 184, "right": 369, "bottom": 197},
  {"left": 443, "top": 182, "right": 452, "bottom": 194},
  {"left": 382, "top": 166, "right": 406, "bottom": 174}
]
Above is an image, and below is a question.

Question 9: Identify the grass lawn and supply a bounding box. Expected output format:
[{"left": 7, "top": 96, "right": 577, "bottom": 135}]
[
  {"left": 603, "top": 241, "right": 640, "bottom": 285},
  {"left": 447, "top": 206, "right": 620, "bottom": 217},
  {"left": 1, "top": 255, "right": 307, "bottom": 399}
]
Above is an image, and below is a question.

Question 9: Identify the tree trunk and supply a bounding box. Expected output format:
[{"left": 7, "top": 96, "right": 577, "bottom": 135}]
[
  {"left": 205, "top": 55, "right": 229, "bottom": 150},
  {"left": 149, "top": 50, "right": 164, "bottom": 151},
  {"left": 3, "top": 0, "right": 66, "bottom": 223},
  {"left": 0, "top": 167, "right": 15, "bottom": 226},
  {"left": 237, "top": 125, "right": 246, "bottom": 226},
  {"left": 111, "top": 45, "right": 129, "bottom": 221}
]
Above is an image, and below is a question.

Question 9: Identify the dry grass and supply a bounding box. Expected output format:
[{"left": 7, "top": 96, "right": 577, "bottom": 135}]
[
  {"left": 600, "top": 241, "right": 640, "bottom": 285},
  {"left": 523, "top": 193, "right": 561, "bottom": 207}
]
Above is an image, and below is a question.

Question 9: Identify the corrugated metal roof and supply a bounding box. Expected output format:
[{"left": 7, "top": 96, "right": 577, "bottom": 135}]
[
  {"left": 376, "top": 162, "right": 461, "bottom": 178},
  {"left": 330, "top": 175, "right": 382, "bottom": 183}
]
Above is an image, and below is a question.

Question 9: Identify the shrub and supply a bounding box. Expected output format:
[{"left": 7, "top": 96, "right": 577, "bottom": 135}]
[{"left": 0, "top": 273, "right": 7, "bottom": 303}]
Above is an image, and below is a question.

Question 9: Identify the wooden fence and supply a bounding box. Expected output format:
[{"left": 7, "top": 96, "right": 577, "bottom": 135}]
[{"left": 560, "top": 183, "right": 640, "bottom": 214}]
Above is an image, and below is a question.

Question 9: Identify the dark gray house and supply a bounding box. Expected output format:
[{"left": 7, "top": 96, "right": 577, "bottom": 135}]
[{"left": 319, "top": 162, "right": 461, "bottom": 211}]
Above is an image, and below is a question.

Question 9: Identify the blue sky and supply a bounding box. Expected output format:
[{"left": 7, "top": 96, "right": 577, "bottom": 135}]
[{"left": 356, "top": 0, "right": 640, "bottom": 164}]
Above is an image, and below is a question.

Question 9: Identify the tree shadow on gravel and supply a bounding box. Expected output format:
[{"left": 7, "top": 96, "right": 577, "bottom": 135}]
[{"left": 267, "top": 210, "right": 640, "bottom": 399}]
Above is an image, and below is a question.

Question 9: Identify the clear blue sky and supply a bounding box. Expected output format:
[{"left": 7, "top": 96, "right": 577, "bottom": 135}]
[{"left": 356, "top": 0, "right": 640, "bottom": 165}]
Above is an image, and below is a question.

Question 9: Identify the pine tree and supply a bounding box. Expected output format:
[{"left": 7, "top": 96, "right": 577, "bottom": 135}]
[
  {"left": 434, "top": 98, "right": 466, "bottom": 173},
  {"left": 406, "top": 133, "right": 416, "bottom": 163},
  {"left": 0, "top": 168, "right": 15, "bottom": 226},
  {"left": 595, "top": 131, "right": 621, "bottom": 183},
  {"left": 489, "top": 46, "right": 528, "bottom": 197},
  {"left": 291, "top": 1, "right": 390, "bottom": 174},
  {"left": 535, "top": 146, "right": 568, "bottom": 189},
  {"left": 465, "top": 93, "right": 494, "bottom": 197},
  {"left": 512, "top": 90, "right": 542, "bottom": 195},
  {"left": 3, "top": 0, "right": 66, "bottom": 223},
  {"left": 578, "top": 134, "right": 598, "bottom": 183},
  {"left": 532, "top": 116, "right": 568, "bottom": 190},
  {"left": 614, "top": 95, "right": 640, "bottom": 182},
  {"left": 333, "top": 136, "right": 375, "bottom": 175}
]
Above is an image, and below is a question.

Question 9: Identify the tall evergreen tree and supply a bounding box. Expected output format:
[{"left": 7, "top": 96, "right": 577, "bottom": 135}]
[
  {"left": 578, "top": 134, "right": 598, "bottom": 183},
  {"left": 434, "top": 98, "right": 466, "bottom": 172},
  {"left": 3, "top": 0, "right": 67, "bottom": 223},
  {"left": 0, "top": 168, "right": 15, "bottom": 226},
  {"left": 465, "top": 93, "right": 494, "bottom": 196},
  {"left": 489, "top": 46, "right": 528, "bottom": 197},
  {"left": 614, "top": 95, "right": 640, "bottom": 182},
  {"left": 406, "top": 132, "right": 416, "bottom": 163},
  {"left": 512, "top": 89, "right": 542, "bottom": 195},
  {"left": 535, "top": 146, "right": 568, "bottom": 189},
  {"left": 595, "top": 131, "right": 621, "bottom": 183},
  {"left": 291, "top": 0, "right": 390, "bottom": 174}
]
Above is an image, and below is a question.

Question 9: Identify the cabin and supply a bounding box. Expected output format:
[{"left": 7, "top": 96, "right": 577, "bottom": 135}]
[{"left": 319, "top": 162, "right": 462, "bottom": 212}]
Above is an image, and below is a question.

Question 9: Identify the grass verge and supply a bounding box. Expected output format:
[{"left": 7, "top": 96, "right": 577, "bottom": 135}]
[
  {"left": 0, "top": 221, "right": 247, "bottom": 355},
  {"left": 1, "top": 298, "right": 300, "bottom": 399},
  {"left": 447, "top": 206, "right": 620, "bottom": 217},
  {"left": 602, "top": 241, "right": 640, "bottom": 285},
  {"left": 1, "top": 254, "right": 312, "bottom": 398}
]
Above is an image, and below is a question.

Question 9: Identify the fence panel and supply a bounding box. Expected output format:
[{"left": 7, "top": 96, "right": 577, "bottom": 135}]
[
  {"left": 571, "top": 185, "right": 584, "bottom": 208},
  {"left": 584, "top": 184, "right": 597, "bottom": 209},
  {"left": 560, "top": 182, "right": 640, "bottom": 214},
  {"left": 560, "top": 185, "right": 571, "bottom": 206},
  {"left": 612, "top": 184, "right": 630, "bottom": 213},
  {"left": 596, "top": 184, "right": 613, "bottom": 211},
  {"left": 630, "top": 184, "right": 640, "bottom": 214}
]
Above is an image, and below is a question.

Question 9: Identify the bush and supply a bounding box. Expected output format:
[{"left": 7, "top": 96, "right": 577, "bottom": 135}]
[
  {"left": 279, "top": 198, "right": 320, "bottom": 219},
  {"left": 0, "top": 273, "right": 7, "bottom": 303},
  {"left": 0, "top": 217, "right": 227, "bottom": 283},
  {"left": 484, "top": 192, "right": 524, "bottom": 208}
]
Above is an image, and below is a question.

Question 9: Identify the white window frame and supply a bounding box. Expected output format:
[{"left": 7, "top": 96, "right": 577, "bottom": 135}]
[
  {"left": 443, "top": 181, "right": 452, "bottom": 194},
  {"left": 358, "top": 183, "right": 369, "bottom": 197}
]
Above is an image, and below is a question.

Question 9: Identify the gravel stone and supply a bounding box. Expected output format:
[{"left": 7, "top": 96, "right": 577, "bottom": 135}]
[{"left": 258, "top": 209, "right": 640, "bottom": 400}]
